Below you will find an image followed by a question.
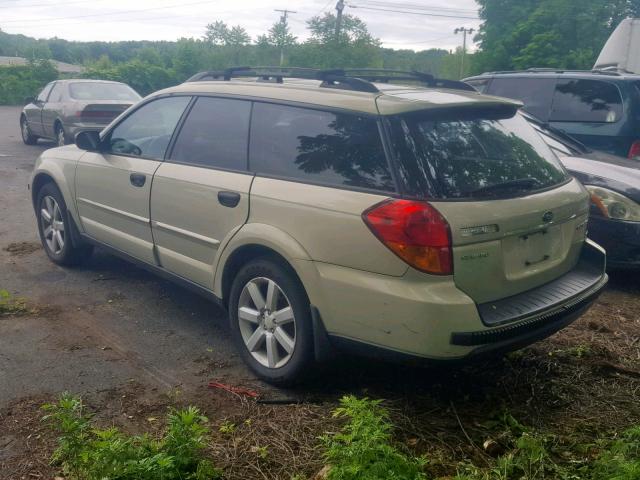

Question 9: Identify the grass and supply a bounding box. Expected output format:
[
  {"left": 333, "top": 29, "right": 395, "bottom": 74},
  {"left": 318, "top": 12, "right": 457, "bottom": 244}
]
[
  {"left": 42, "top": 393, "right": 221, "bottom": 480},
  {"left": 0, "top": 289, "right": 28, "bottom": 316}
]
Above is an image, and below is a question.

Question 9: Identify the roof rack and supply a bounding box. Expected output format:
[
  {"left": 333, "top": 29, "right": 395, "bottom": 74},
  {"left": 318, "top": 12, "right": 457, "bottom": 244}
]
[
  {"left": 184, "top": 66, "right": 475, "bottom": 93},
  {"left": 480, "top": 68, "right": 625, "bottom": 77}
]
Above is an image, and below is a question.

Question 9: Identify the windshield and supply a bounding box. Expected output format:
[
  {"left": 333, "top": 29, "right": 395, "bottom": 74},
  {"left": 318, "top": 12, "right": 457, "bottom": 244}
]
[
  {"left": 69, "top": 82, "right": 141, "bottom": 101},
  {"left": 389, "top": 111, "right": 569, "bottom": 200}
]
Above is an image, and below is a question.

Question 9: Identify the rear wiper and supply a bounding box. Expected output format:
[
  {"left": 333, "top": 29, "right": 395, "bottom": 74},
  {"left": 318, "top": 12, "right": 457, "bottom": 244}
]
[{"left": 467, "top": 178, "right": 541, "bottom": 198}]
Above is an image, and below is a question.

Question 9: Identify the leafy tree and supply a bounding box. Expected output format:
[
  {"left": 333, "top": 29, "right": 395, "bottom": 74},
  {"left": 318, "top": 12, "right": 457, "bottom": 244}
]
[
  {"left": 307, "top": 12, "right": 378, "bottom": 45},
  {"left": 203, "top": 21, "right": 229, "bottom": 45},
  {"left": 474, "top": 0, "right": 640, "bottom": 73},
  {"left": 267, "top": 16, "right": 297, "bottom": 48}
]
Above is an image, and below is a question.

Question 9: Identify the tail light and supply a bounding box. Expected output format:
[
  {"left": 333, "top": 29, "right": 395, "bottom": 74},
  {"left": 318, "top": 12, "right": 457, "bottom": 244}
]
[
  {"left": 628, "top": 140, "right": 640, "bottom": 160},
  {"left": 363, "top": 199, "right": 453, "bottom": 275}
]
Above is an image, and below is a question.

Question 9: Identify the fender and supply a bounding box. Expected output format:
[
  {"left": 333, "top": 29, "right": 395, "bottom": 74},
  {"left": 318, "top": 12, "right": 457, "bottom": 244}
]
[{"left": 30, "top": 148, "right": 84, "bottom": 227}]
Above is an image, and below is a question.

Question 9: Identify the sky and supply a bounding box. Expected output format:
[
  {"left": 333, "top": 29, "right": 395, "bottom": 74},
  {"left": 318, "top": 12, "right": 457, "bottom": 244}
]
[{"left": 0, "top": 0, "right": 482, "bottom": 52}]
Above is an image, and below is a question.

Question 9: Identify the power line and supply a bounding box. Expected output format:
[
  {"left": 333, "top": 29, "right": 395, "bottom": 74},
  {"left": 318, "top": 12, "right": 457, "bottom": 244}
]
[
  {"left": 363, "top": 0, "right": 478, "bottom": 14},
  {"left": 0, "top": 0, "right": 103, "bottom": 9},
  {"left": 348, "top": 4, "right": 480, "bottom": 20},
  {"left": 0, "top": 0, "right": 214, "bottom": 23},
  {"left": 313, "top": 0, "right": 334, "bottom": 17}
]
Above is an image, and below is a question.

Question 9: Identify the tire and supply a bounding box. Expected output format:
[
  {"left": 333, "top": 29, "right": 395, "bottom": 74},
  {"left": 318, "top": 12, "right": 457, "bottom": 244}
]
[
  {"left": 55, "top": 122, "right": 68, "bottom": 147},
  {"left": 229, "top": 257, "right": 314, "bottom": 386},
  {"left": 36, "top": 182, "right": 93, "bottom": 266},
  {"left": 20, "top": 116, "right": 38, "bottom": 145}
]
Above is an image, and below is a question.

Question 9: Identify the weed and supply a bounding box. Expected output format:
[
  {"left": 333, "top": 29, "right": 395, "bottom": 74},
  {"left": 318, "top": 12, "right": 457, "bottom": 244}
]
[
  {"left": 320, "top": 395, "right": 425, "bottom": 480},
  {"left": 590, "top": 426, "right": 640, "bottom": 479},
  {"left": 42, "top": 393, "right": 220, "bottom": 480},
  {"left": 219, "top": 421, "right": 236, "bottom": 434},
  {"left": 0, "top": 289, "right": 28, "bottom": 316}
]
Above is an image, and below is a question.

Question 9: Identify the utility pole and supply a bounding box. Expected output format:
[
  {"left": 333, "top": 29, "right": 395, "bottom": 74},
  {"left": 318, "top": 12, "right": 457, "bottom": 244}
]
[
  {"left": 454, "top": 27, "right": 474, "bottom": 79},
  {"left": 274, "top": 9, "right": 296, "bottom": 66},
  {"left": 335, "top": 0, "right": 345, "bottom": 42}
]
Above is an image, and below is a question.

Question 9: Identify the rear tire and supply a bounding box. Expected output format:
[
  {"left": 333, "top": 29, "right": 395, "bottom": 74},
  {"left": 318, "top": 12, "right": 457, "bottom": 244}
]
[
  {"left": 229, "top": 257, "right": 314, "bottom": 386},
  {"left": 20, "top": 116, "right": 38, "bottom": 145},
  {"left": 36, "top": 182, "right": 93, "bottom": 266}
]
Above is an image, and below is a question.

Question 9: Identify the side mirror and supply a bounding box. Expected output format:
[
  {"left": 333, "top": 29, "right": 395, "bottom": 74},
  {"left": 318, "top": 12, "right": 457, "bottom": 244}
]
[
  {"left": 24, "top": 96, "right": 35, "bottom": 105},
  {"left": 75, "top": 130, "right": 101, "bottom": 151}
]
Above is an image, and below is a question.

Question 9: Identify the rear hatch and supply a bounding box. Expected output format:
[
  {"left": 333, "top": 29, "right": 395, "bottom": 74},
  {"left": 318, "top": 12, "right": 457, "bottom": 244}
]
[
  {"left": 385, "top": 102, "right": 589, "bottom": 304},
  {"left": 69, "top": 81, "right": 140, "bottom": 124}
]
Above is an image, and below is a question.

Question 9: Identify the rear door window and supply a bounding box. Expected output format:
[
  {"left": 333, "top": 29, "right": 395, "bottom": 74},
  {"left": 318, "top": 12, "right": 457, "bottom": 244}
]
[
  {"left": 487, "top": 77, "right": 555, "bottom": 120},
  {"left": 550, "top": 79, "right": 623, "bottom": 123},
  {"left": 389, "top": 112, "right": 568, "bottom": 200},
  {"left": 36, "top": 83, "right": 54, "bottom": 103},
  {"left": 249, "top": 102, "right": 395, "bottom": 192},
  {"left": 170, "top": 96, "right": 251, "bottom": 171},
  {"left": 48, "top": 82, "right": 65, "bottom": 103}
]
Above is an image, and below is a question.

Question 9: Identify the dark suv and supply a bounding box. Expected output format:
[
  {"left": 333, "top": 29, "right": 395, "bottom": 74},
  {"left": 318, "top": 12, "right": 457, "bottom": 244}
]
[{"left": 464, "top": 70, "right": 640, "bottom": 160}]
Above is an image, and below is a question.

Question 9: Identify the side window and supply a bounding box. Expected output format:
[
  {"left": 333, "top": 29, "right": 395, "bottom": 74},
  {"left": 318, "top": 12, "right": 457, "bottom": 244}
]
[
  {"left": 249, "top": 103, "right": 394, "bottom": 192},
  {"left": 466, "top": 78, "right": 490, "bottom": 93},
  {"left": 170, "top": 97, "right": 251, "bottom": 170},
  {"left": 36, "top": 82, "right": 54, "bottom": 103},
  {"left": 48, "top": 83, "right": 65, "bottom": 103},
  {"left": 106, "top": 96, "right": 191, "bottom": 160},
  {"left": 550, "top": 79, "right": 623, "bottom": 123},
  {"left": 488, "top": 78, "right": 555, "bottom": 120}
]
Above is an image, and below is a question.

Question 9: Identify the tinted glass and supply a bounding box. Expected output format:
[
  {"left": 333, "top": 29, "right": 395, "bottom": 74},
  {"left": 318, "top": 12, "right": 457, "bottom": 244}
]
[
  {"left": 550, "top": 79, "right": 623, "bottom": 123},
  {"left": 36, "top": 83, "right": 54, "bottom": 102},
  {"left": 488, "top": 78, "right": 555, "bottom": 120},
  {"left": 48, "top": 83, "right": 65, "bottom": 102},
  {"left": 250, "top": 103, "right": 394, "bottom": 192},
  {"left": 170, "top": 97, "right": 251, "bottom": 170},
  {"left": 107, "top": 96, "right": 190, "bottom": 160},
  {"left": 69, "top": 82, "right": 141, "bottom": 101},
  {"left": 390, "top": 112, "right": 568, "bottom": 200}
]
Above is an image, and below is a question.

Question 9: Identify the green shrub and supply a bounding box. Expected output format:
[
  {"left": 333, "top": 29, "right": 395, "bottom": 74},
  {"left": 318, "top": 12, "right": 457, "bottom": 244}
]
[
  {"left": 320, "top": 395, "right": 425, "bottom": 480},
  {"left": 42, "top": 393, "right": 220, "bottom": 480},
  {"left": 590, "top": 426, "right": 640, "bottom": 480}
]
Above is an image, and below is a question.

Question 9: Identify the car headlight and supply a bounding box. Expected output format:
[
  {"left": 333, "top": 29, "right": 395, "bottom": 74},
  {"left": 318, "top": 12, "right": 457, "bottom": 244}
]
[{"left": 586, "top": 186, "right": 640, "bottom": 222}]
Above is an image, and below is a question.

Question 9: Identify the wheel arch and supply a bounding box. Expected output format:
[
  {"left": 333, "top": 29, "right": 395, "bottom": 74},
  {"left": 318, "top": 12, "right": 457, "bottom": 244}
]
[{"left": 214, "top": 223, "right": 318, "bottom": 308}]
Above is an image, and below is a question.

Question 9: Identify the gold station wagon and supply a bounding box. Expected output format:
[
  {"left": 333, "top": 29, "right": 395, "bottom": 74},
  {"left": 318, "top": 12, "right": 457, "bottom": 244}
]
[{"left": 30, "top": 67, "right": 608, "bottom": 385}]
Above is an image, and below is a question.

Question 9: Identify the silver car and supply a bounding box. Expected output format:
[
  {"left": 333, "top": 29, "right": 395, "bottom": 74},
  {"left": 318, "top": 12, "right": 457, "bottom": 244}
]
[{"left": 20, "top": 79, "right": 141, "bottom": 147}]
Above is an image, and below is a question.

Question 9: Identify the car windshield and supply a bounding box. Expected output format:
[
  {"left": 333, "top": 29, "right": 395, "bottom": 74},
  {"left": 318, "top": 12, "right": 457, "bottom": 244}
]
[
  {"left": 389, "top": 111, "right": 569, "bottom": 200},
  {"left": 69, "top": 82, "right": 140, "bottom": 101}
]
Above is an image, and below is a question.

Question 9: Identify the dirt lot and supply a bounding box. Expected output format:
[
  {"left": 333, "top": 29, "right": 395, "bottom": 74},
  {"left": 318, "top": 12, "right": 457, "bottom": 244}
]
[{"left": 1, "top": 105, "right": 639, "bottom": 479}]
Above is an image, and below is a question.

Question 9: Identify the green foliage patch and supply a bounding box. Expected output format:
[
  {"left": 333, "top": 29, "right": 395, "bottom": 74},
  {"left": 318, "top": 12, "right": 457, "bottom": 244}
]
[{"left": 42, "top": 393, "right": 220, "bottom": 480}]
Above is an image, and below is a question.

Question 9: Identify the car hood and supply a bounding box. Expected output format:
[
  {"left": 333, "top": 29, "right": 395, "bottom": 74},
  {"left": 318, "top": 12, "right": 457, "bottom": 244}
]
[{"left": 560, "top": 154, "right": 640, "bottom": 203}]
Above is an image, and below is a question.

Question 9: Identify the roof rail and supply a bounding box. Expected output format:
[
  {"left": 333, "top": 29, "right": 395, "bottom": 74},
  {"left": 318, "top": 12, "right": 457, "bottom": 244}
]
[
  {"left": 480, "top": 68, "right": 625, "bottom": 77},
  {"left": 185, "top": 66, "right": 475, "bottom": 93}
]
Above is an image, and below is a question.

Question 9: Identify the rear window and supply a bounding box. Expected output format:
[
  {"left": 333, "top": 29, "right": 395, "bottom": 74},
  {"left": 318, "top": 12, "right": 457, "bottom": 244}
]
[
  {"left": 550, "top": 79, "right": 623, "bottom": 123},
  {"left": 389, "top": 112, "right": 568, "bottom": 200},
  {"left": 487, "top": 77, "right": 555, "bottom": 120},
  {"left": 249, "top": 103, "right": 395, "bottom": 192},
  {"left": 465, "top": 78, "right": 490, "bottom": 93},
  {"left": 69, "top": 82, "right": 141, "bottom": 102}
]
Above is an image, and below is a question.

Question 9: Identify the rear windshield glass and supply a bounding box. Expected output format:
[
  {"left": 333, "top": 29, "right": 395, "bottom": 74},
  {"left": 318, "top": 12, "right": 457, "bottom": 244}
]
[
  {"left": 389, "top": 112, "right": 568, "bottom": 200},
  {"left": 69, "top": 82, "right": 140, "bottom": 101}
]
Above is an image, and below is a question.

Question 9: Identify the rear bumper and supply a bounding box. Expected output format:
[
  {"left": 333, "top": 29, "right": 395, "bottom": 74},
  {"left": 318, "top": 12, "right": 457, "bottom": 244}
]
[
  {"left": 318, "top": 240, "right": 607, "bottom": 362},
  {"left": 64, "top": 123, "right": 107, "bottom": 139},
  {"left": 587, "top": 216, "right": 640, "bottom": 269}
]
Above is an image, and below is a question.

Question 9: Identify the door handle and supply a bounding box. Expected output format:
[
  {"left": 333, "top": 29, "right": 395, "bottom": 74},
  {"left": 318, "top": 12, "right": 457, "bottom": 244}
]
[
  {"left": 130, "top": 173, "right": 146, "bottom": 187},
  {"left": 218, "top": 191, "right": 241, "bottom": 208}
]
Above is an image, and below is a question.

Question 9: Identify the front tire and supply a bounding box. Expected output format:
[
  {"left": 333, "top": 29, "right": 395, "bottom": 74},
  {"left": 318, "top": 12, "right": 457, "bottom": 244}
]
[
  {"left": 229, "top": 257, "right": 314, "bottom": 386},
  {"left": 36, "top": 183, "right": 92, "bottom": 266},
  {"left": 55, "top": 123, "right": 68, "bottom": 147},
  {"left": 20, "top": 117, "right": 38, "bottom": 145}
]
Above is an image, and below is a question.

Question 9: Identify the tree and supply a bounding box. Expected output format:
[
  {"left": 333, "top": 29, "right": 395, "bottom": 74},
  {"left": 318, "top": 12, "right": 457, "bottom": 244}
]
[
  {"left": 307, "top": 12, "right": 378, "bottom": 45},
  {"left": 226, "top": 26, "right": 251, "bottom": 47},
  {"left": 267, "top": 17, "right": 297, "bottom": 48},
  {"left": 203, "top": 21, "right": 250, "bottom": 46},
  {"left": 474, "top": 0, "right": 640, "bottom": 73}
]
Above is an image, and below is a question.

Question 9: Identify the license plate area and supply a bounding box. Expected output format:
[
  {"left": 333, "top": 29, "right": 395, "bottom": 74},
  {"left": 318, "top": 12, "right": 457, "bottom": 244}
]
[{"left": 502, "top": 225, "right": 564, "bottom": 279}]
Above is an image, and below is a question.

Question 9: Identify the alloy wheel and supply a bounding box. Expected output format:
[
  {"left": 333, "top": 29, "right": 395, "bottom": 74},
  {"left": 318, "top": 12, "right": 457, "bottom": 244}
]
[
  {"left": 40, "top": 195, "right": 65, "bottom": 255},
  {"left": 56, "top": 127, "right": 65, "bottom": 146},
  {"left": 21, "top": 120, "right": 30, "bottom": 142},
  {"left": 237, "top": 277, "right": 296, "bottom": 369}
]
